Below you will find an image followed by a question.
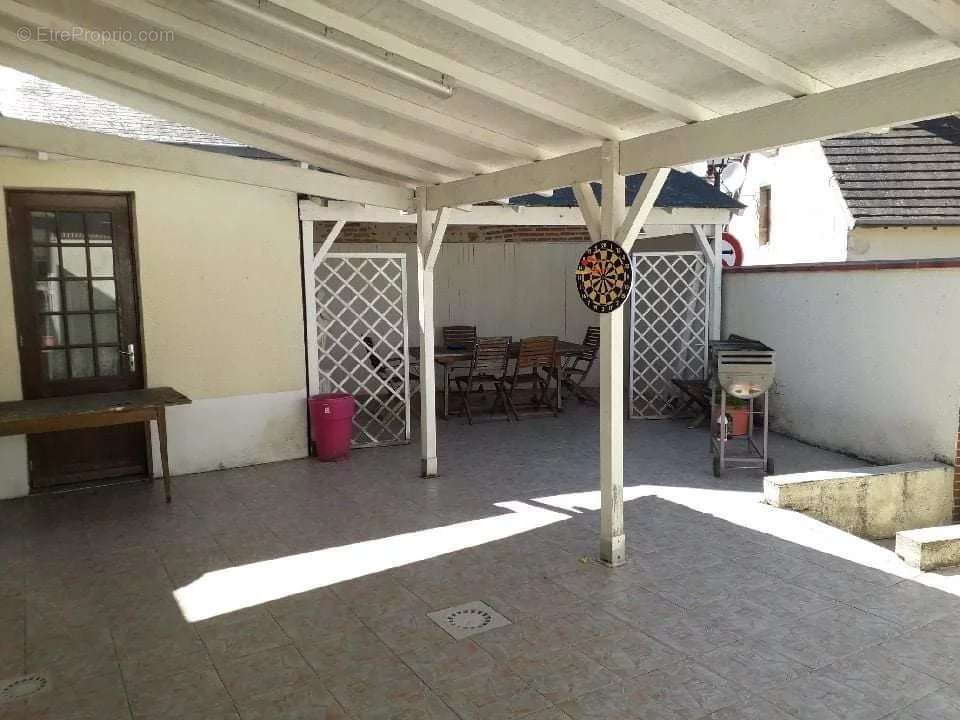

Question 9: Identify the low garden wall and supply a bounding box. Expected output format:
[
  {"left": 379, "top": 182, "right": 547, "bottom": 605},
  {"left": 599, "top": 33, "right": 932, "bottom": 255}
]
[{"left": 724, "top": 260, "right": 960, "bottom": 467}]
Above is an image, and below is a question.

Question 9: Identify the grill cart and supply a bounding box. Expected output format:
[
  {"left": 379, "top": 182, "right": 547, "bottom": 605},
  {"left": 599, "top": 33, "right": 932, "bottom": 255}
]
[{"left": 709, "top": 336, "right": 775, "bottom": 477}]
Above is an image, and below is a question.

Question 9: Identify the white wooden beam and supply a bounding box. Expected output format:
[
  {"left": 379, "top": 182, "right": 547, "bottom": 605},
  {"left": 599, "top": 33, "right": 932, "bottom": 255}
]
[
  {"left": 616, "top": 168, "right": 670, "bottom": 251},
  {"left": 619, "top": 58, "right": 960, "bottom": 173},
  {"left": 0, "top": 37, "right": 447, "bottom": 184},
  {"left": 426, "top": 58, "right": 960, "bottom": 209},
  {"left": 312, "top": 220, "right": 346, "bottom": 270},
  {"left": 93, "top": 0, "right": 545, "bottom": 161},
  {"left": 299, "top": 199, "right": 734, "bottom": 227},
  {"left": 1, "top": 2, "right": 490, "bottom": 176},
  {"left": 252, "top": 0, "right": 622, "bottom": 141},
  {"left": 424, "top": 208, "right": 452, "bottom": 271},
  {"left": 402, "top": 0, "right": 716, "bottom": 122},
  {"left": 885, "top": 0, "right": 960, "bottom": 43},
  {"left": 598, "top": 141, "right": 627, "bottom": 568},
  {"left": 572, "top": 182, "right": 601, "bottom": 243},
  {"left": 691, "top": 224, "right": 716, "bottom": 268},
  {"left": 594, "top": 0, "right": 831, "bottom": 97},
  {"left": 427, "top": 148, "right": 602, "bottom": 210},
  {"left": 0, "top": 117, "right": 414, "bottom": 209}
]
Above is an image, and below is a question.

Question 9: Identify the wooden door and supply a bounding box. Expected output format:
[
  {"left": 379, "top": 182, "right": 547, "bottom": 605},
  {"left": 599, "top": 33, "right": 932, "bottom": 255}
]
[{"left": 6, "top": 191, "right": 147, "bottom": 490}]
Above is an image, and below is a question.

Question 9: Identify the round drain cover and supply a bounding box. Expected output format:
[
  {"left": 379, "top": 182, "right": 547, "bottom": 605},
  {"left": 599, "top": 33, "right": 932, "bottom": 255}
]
[
  {"left": 0, "top": 675, "right": 49, "bottom": 703},
  {"left": 447, "top": 608, "right": 493, "bottom": 630}
]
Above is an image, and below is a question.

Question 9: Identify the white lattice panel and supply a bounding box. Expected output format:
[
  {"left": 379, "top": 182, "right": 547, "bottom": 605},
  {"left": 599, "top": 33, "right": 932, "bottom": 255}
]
[
  {"left": 630, "top": 252, "right": 710, "bottom": 419},
  {"left": 314, "top": 252, "right": 410, "bottom": 447}
]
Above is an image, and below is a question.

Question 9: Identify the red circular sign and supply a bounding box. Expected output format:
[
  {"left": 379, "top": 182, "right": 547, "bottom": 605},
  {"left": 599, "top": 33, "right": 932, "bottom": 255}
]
[{"left": 720, "top": 232, "right": 743, "bottom": 268}]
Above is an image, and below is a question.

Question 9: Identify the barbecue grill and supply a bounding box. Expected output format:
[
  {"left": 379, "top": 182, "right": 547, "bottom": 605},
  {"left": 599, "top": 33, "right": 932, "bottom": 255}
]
[{"left": 709, "top": 336, "right": 775, "bottom": 477}]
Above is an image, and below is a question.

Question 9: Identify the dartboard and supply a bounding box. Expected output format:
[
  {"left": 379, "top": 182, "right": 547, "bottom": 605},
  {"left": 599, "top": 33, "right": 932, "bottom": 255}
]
[{"left": 576, "top": 240, "right": 632, "bottom": 313}]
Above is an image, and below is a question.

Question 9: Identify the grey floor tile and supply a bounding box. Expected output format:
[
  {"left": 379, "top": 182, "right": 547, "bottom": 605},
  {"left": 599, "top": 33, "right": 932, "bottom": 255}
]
[
  {"left": 197, "top": 607, "right": 290, "bottom": 660},
  {"left": 237, "top": 679, "right": 346, "bottom": 720},
  {"left": 624, "top": 660, "right": 747, "bottom": 719},
  {"left": 820, "top": 649, "right": 943, "bottom": 712},
  {"left": 765, "top": 673, "right": 890, "bottom": 720},
  {"left": 126, "top": 664, "right": 232, "bottom": 718},
  {"left": 297, "top": 625, "right": 395, "bottom": 680},
  {"left": 886, "top": 685, "right": 960, "bottom": 719},
  {"left": 579, "top": 629, "right": 682, "bottom": 679},
  {"left": 700, "top": 636, "right": 812, "bottom": 692},
  {"left": 215, "top": 644, "right": 316, "bottom": 703},
  {"left": 706, "top": 697, "right": 796, "bottom": 720}
]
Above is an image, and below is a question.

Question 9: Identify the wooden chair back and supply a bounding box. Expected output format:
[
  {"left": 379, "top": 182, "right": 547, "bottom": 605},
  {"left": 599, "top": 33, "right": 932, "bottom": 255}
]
[
  {"left": 515, "top": 336, "right": 558, "bottom": 371},
  {"left": 469, "top": 336, "right": 511, "bottom": 380},
  {"left": 442, "top": 325, "right": 477, "bottom": 350},
  {"left": 579, "top": 326, "right": 601, "bottom": 362}
]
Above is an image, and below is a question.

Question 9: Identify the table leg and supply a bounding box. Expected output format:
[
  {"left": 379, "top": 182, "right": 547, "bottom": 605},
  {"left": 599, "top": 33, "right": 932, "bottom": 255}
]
[
  {"left": 156, "top": 407, "right": 172, "bottom": 503},
  {"left": 442, "top": 365, "right": 450, "bottom": 420},
  {"left": 557, "top": 363, "right": 562, "bottom": 411}
]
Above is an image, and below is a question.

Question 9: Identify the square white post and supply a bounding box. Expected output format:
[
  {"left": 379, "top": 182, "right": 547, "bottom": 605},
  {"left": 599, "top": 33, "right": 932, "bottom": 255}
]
[
  {"left": 599, "top": 141, "right": 627, "bottom": 566},
  {"left": 301, "top": 220, "right": 319, "bottom": 400},
  {"left": 711, "top": 223, "right": 723, "bottom": 339},
  {"left": 585, "top": 155, "right": 670, "bottom": 567},
  {"left": 416, "top": 189, "right": 450, "bottom": 477}
]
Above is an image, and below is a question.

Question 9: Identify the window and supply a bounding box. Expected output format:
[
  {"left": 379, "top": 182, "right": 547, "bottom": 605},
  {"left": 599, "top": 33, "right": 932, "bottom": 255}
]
[{"left": 758, "top": 185, "right": 771, "bottom": 246}]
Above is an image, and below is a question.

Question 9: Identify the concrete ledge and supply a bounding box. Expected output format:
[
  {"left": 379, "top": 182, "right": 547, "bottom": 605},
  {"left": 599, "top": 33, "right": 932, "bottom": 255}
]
[
  {"left": 763, "top": 462, "right": 953, "bottom": 540},
  {"left": 896, "top": 525, "right": 960, "bottom": 570}
]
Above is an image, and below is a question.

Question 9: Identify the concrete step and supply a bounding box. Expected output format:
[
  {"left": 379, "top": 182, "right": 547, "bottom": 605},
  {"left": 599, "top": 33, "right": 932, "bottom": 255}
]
[
  {"left": 896, "top": 525, "right": 960, "bottom": 570},
  {"left": 763, "top": 461, "right": 952, "bottom": 540}
]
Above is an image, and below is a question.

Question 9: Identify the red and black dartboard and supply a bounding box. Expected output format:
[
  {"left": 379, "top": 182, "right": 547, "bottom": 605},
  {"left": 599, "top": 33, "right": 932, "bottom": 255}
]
[{"left": 575, "top": 240, "right": 633, "bottom": 314}]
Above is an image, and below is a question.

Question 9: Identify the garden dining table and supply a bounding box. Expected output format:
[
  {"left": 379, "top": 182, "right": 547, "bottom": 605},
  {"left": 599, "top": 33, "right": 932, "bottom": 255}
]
[{"left": 410, "top": 340, "right": 586, "bottom": 419}]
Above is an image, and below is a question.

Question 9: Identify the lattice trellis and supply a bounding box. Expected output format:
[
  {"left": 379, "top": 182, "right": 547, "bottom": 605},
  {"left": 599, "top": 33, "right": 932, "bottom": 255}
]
[
  {"left": 314, "top": 252, "right": 410, "bottom": 447},
  {"left": 629, "top": 252, "right": 710, "bottom": 419}
]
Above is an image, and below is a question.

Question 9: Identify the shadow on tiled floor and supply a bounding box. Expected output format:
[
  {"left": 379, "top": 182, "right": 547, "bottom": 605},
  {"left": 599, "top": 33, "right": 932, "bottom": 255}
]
[{"left": 1, "top": 406, "right": 958, "bottom": 719}]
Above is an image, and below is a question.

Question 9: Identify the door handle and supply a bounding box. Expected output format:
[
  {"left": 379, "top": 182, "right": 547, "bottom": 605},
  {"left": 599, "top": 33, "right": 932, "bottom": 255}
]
[{"left": 118, "top": 343, "right": 136, "bottom": 373}]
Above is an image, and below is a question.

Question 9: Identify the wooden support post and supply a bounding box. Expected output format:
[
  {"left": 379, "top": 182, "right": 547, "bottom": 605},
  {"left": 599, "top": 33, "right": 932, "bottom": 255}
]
[
  {"left": 587, "top": 148, "right": 670, "bottom": 567},
  {"left": 416, "top": 189, "right": 450, "bottom": 477},
  {"left": 711, "top": 223, "right": 723, "bottom": 339},
  {"left": 301, "top": 220, "right": 320, "bottom": 401},
  {"left": 598, "top": 141, "right": 627, "bottom": 566},
  {"left": 312, "top": 219, "right": 345, "bottom": 269}
]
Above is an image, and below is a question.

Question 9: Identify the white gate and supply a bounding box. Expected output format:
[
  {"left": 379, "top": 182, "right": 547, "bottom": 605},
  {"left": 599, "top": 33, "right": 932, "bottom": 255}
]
[
  {"left": 629, "top": 251, "right": 710, "bottom": 419},
  {"left": 307, "top": 252, "right": 410, "bottom": 447}
]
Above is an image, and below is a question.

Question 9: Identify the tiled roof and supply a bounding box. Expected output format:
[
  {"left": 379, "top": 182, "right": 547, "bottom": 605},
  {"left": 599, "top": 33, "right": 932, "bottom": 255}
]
[
  {"left": 506, "top": 170, "right": 744, "bottom": 210},
  {"left": 0, "top": 69, "right": 239, "bottom": 146},
  {"left": 822, "top": 116, "right": 960, "bottom": 226}
]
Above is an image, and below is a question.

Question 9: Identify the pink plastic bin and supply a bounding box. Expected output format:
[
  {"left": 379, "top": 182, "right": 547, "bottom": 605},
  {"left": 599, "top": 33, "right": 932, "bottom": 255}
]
[{"left": 308, "top": 393, "right": 354, "bottom": 461}]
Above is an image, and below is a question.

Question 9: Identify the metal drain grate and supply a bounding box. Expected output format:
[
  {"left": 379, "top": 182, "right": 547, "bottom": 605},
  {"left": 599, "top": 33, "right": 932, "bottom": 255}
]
[
  {"left": 427, "top": 601, "right": 511, "bottom": 639},
  {"left": 0, "top": 675, "right": 49, "bottom": 704}
]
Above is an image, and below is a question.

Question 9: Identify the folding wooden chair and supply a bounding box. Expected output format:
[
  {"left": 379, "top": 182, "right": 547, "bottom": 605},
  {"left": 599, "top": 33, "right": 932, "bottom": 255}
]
[
  {"left": 454, "top": 336, "right": 511, "bottom": 424},
  {"left": 561, "top": 326, "right": 600, "bottom": 404},
  {"left": 442, "top": 325, "right": 477, "bottom": 411},
  {"left": 503, "top": 336, "right": 559, "bottom": 420}
]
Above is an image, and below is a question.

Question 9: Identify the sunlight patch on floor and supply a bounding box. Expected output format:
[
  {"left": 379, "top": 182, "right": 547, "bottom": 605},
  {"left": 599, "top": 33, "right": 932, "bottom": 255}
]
[{"left": 174, "top": 500, "right": 570, "bottom": 622}]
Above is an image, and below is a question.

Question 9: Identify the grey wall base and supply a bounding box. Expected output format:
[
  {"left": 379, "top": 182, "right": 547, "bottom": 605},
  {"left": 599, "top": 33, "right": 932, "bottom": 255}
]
[{"left": 763, "top": 462, "right": 953, "bottom": 540}]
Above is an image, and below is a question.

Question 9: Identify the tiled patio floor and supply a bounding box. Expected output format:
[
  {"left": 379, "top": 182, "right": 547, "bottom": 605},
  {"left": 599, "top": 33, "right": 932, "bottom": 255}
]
[{"left": 2, "top": 406, "right": 960, "bottom": 719}]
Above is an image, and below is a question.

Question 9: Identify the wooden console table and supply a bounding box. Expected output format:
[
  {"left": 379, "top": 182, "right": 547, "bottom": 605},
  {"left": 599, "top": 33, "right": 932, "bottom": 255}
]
[{"left": 0, "top": 387, "right": 191, "bottom": 502}]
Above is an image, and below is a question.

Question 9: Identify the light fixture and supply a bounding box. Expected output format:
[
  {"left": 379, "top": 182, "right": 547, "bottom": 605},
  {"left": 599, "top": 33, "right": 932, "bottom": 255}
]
[{"left": 216, "top": 0, "right": 455, "bottom": 99}]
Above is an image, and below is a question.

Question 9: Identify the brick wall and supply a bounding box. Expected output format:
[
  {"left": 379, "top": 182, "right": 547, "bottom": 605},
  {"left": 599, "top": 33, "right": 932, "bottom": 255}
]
[{"left": 315, "top": 221, "right": 593, "bottom": 244}]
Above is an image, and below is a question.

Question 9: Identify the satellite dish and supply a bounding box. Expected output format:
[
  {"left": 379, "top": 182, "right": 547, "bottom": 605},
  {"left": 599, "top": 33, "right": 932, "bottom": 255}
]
[{"left": 719, "top": 160, "right": 746, "bottom": 192}]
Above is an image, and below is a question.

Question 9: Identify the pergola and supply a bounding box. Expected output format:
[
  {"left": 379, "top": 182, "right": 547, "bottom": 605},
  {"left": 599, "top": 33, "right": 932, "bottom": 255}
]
[{"left": 1, "top": 0, "right": 958, "bottom": 566}]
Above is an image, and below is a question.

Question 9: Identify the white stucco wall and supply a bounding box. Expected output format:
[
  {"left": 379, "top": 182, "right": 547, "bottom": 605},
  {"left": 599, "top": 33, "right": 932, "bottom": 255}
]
[
  {"left": 729, "top": 143, "right": 852, "bottom": 265},
  {"left": 723, "top": 266, "right": 960, "bottom": 465},
  {"left": 0, "top": 157, "right": 307, "bottom": 498},
  {"left": 848, "top": 226, "right": 960, "bottom": 260}
]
